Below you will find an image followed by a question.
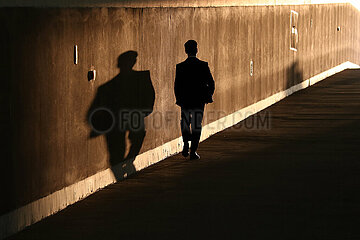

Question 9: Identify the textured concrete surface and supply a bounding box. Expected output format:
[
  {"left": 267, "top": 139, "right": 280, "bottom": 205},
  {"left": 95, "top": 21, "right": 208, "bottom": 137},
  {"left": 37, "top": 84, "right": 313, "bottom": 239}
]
[
  {"left": 0, "top": 4, "right": 359, "bottom": 215},
  {"left": 6, "top": 69, "right": 360, "bottom": 240}
]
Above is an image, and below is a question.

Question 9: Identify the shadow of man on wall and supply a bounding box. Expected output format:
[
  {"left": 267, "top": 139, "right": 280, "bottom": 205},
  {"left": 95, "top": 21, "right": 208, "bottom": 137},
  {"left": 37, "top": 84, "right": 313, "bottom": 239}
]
[
  {"left": 286, "top": 61, "right": 304, "bottom": 90},
  {"left": 87, "top": 51, "right": 155, "bottom": 181}
]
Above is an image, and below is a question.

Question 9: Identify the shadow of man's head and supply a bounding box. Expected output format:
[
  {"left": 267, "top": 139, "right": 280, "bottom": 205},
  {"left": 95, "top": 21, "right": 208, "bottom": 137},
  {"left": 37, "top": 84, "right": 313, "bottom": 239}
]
[{"left": 118, "top": 51, "right": 138, "bottom": 72}]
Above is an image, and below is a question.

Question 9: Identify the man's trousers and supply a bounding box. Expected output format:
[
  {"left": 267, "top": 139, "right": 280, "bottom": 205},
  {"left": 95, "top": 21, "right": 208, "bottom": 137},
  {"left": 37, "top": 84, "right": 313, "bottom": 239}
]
[{"left": 180, "top": 105, "right": 205, "bottom": 152}]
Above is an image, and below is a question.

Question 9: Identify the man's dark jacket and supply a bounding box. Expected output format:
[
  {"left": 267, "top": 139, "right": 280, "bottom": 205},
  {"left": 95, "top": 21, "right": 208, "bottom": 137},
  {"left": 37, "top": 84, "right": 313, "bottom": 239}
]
[{"left": 174, "top": 57, "right": 215, "bottom": 108}]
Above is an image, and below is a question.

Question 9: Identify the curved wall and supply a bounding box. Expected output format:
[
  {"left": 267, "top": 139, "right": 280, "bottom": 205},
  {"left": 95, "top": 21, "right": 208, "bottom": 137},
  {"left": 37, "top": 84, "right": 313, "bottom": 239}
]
[{"left": 0, "top": 2, "right": 359, "bottom": 238}]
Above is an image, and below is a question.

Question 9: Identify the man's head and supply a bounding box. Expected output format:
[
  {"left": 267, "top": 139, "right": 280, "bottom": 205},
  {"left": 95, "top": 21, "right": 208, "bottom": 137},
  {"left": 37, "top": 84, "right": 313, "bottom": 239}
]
[{"left": 184, "top": 40, "right": 198, "bottom": 56}]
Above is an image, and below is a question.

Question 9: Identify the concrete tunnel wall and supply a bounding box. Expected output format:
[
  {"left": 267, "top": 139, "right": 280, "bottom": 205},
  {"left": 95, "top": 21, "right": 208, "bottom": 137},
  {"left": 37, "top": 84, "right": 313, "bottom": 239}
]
[{"left": 0, "top": 2, "right": 359, "bottom": 222}]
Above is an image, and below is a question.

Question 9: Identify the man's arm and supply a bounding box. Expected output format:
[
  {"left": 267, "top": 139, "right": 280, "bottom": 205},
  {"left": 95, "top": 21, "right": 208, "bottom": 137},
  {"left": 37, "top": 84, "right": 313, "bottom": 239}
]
[
  {"left": 174, "top": 65, "right": 183, "bottom": 105},
  {"left": 205, "top": 63, "right": 215, "bottom": 97}
]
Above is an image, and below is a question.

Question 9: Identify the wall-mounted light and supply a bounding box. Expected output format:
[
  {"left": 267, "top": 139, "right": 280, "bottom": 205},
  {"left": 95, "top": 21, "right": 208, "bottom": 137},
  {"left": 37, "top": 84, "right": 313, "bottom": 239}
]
[
  {"left": 290, "top": 10, "right": 299, "bottom": 52},
  {"left": 250, "top": 60, "right": 254, "bottom": 77},
  {"left": 74, "top": 45, "right": 78, "bottom": 65},
  {"left": 88, "top": 67, "right": 96, "bottom": 81}
]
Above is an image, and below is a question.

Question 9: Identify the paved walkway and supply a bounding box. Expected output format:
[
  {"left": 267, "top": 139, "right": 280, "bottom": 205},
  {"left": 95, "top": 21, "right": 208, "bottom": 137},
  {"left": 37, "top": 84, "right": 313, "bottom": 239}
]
[{"left": 7, "top": 69, "right": 360, "bottom": 240}]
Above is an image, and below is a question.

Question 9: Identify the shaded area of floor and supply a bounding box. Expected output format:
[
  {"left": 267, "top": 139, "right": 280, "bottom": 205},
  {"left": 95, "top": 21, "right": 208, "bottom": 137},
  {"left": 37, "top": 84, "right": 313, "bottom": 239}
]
[{"left": 7, "top": 69, "right": 360, "bottom": 240}]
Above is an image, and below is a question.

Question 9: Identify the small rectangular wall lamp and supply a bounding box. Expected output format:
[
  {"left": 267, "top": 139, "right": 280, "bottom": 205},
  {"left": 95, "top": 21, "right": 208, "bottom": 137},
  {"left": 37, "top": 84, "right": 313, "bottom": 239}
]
[
  {"left": 74, "top": 45, "right": 78, "bottom": 64},
  {"left": 290, "top": 10, "right": 299, "bottom": 51},
  {"left": 250, "top": 60, "right": 254, "bottom": 77},
  {"left": 88, "top": 69, "right": 96, "bottom": 81}
]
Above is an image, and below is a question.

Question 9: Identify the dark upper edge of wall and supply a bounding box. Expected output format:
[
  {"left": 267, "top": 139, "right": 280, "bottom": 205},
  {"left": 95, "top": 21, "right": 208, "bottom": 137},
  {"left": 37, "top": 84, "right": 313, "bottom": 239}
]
[{"left": 0, "top": 0, "right": 357, "bottom": 8}]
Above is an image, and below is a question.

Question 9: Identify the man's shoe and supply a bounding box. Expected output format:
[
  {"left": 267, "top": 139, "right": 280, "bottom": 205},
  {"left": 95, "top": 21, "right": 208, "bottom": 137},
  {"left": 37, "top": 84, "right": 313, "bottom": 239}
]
[
  {"left": 190, "top": 152, "right": 200, "bottom": 160},
  {"left": 182, "top": 144, "right": 189, "bottom": 157}
]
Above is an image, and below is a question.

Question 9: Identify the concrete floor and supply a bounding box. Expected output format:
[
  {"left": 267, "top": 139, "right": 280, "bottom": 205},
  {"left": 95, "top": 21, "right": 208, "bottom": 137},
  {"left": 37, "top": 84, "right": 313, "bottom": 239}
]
[{"left": 7, "top": 69, "right": 360, "bottom": 240}]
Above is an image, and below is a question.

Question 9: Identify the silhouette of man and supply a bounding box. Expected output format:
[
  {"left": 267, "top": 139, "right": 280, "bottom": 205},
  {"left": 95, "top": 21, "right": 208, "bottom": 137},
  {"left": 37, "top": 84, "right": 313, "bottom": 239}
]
[{"left": 174, "top": 40, "right": 215, "bottom": 160}]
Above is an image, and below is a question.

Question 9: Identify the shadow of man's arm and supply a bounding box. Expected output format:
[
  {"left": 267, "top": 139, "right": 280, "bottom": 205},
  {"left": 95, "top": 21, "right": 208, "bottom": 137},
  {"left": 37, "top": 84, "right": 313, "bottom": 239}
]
[{"left": 142, "top": 70, "right": 155, "bottom": 116}]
